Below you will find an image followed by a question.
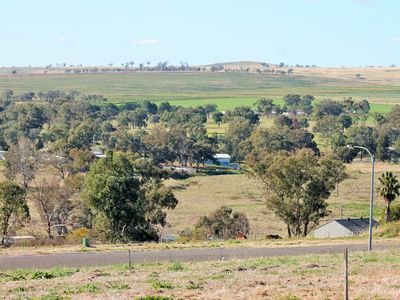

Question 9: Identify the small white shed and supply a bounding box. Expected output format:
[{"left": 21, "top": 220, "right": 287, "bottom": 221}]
[{"left": 314, "top": 218, "right": 378, "bottom": 238}]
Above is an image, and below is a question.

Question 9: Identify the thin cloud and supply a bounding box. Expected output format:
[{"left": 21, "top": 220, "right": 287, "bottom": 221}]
[
  {"left": 136, "top": 38, "right": 160, "bottom": 45},
  {"left": 58, "top": 36, "right": 65, "bottom": 43},
  {"left": 389, "top": 37, "right": 400, "bottom": 43}
]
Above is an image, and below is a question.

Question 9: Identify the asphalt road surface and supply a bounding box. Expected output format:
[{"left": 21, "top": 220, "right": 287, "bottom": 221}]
[{"left": 1, "top": 241, "right": 399, "bottom": 270}]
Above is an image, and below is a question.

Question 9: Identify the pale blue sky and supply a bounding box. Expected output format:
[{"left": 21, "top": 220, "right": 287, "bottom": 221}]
[{"left": 1, "top": 0, "right": 399, "bottom": 67}]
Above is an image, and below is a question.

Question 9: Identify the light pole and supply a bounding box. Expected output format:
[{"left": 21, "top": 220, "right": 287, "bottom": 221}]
[{"left": 346, "top": 144, "right": 374, "bottom": 251}]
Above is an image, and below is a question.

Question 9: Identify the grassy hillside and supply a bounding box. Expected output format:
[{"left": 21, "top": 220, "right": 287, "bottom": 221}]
[
  {"left": 160, "top": 161, "right": 392, "bottom": 238},
  {"left": 14, "top": 160, "right": 390, "bottom": 240}
]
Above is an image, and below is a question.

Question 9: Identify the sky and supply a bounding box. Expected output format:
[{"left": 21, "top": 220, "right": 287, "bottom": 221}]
[{"left": 0, "top": 0, "right": 399, "bottom": 67}]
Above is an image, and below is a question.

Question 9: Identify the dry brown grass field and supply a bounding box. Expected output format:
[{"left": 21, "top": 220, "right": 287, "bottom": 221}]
[
  {"left": 2, "top": 160, "right": 395, "bottom": 244},
  {"left": 295, "top": 66, "right": 400, "bottom": 86},
  {"left": 1, "top": 249, "right": 400, "bottom": 299},
  {"left": 165, "top": 161, "right": 396, "bottom": 238}
]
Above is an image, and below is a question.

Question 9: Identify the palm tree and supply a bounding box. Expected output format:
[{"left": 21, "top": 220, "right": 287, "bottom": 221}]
[{"left": 378, "top": 171, "right": 400, "bottom": 222}]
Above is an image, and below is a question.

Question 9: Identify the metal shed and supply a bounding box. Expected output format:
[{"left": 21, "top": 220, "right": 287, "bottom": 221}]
[{"left": 313, "top": 217, "right": 378, "bottom": 238}]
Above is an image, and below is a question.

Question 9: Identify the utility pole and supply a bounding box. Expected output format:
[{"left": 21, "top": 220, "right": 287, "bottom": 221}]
[{"left": 346, "top": 145, "right": 374, "bottom": 251}]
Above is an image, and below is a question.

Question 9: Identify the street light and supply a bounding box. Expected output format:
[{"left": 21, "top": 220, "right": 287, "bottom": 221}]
[{"left": 346, "top": 144, "right": 374, "bottom": 251}]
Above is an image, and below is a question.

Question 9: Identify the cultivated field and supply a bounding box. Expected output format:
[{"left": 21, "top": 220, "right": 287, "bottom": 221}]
[
  {"left": 1, "top": 71, "right": 400, "bottom": 111},
  {"left": 1, "top": 249, "right": 399, "bottom": 299}
]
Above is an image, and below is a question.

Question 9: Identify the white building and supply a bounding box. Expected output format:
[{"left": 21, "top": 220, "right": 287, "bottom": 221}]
[
  {"left": 314, "top": 218, "right": 378, "bottom": 238},
  {"left": 92, "top": 150, "right": 106, "bottom": 158},
  {"left": 0, "top": 150, "right": 6, "bottom": 160},
  {"left": 213, "top": 153, "right": 231, "bottom": 166}
]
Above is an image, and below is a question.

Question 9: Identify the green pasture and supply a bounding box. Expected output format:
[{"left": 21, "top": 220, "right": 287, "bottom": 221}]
[
  {"left": 1, "top": 72, "right": 399, "bottom": 111},
  {"left": 170, "top": 97, "right": 395, "bottom": 113}
]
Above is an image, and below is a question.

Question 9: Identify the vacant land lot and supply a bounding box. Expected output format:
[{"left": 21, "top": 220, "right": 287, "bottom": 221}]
[
  {"left": 164, "top": 161, "right": 392, "bottom": 238},
  {"left": 1, "top": 249, "right": 399, "bottom": 299},
  {"left": 4, "top": 161, "right": 393, "bottom": 241},
  {"left": 1, "top": 72, "right": 400, "bottom": 111}
]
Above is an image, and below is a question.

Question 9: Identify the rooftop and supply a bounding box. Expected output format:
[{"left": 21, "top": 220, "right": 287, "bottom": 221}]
[
  {"left": 322, "top": 218, "right": 378, "bottom": 234},
  {"left": 214, "top": 153, "right": 231, "bottom": 159}
]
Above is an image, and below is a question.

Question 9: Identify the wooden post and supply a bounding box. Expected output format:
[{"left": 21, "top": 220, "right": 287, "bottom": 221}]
[
  {"left": 344, "top": 248, "right": 349, "bottom": 300},
  {"left": 128, "top": 250, "right": 131, "bottom": 270}
]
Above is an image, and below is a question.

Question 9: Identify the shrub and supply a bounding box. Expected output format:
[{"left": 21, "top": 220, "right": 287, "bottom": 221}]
[
  {"left": 31, "top": 271, "right": 56, "bottom": 279},
  {"left": 375, "top": 220, "right": 400, "bottom": 238},
  {"left": 2, "top": 271, "right": 27, "bottom": 281},
  {"left": 31, "top": 268, "right": 77, "bottom": 280},
  {"left": 75, "top": 283, "right": 101, "bottom": 294},
  {"left": 194, "top": 206, "right": 250, "bottom": 240},
  {"left": 151, "top": 280, "right": 175, "bottom": 290},
  {"left": 167, "top": 261, "right": 185, "bottom": 271},
  {"left": 66, "top": 228, "right": 96, "bottom": 243},
  {"left": 186, "top": 281, "right": 204, "bottom": 290},
  {"left": 389, "top": 204, "right": 400, "bottom": 222},
  {"left": 107, "top": 281, "right": 130, "bottom": 290},
  {"left": 378, "top": 204, "right": 400, "bottom": 225},
  {"left": 178, "top": 227, "right": 209, "bottom": 242}
]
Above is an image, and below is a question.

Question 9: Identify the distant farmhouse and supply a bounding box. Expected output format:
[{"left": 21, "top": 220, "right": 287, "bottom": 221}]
[
  {"left": 314, "top": 217, "right": 378, "bottom": 238},
  {"left": 0, "top": 150, "right": 6, "bottom": 160}
]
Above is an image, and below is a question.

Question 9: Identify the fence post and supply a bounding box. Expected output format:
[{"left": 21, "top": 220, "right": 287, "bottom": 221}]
[
  {"left": 344, "top": 248, "right": 348, "bottom": 300},
  {"left": 128, "top": 250, "right": 131, "bottom": 270}
]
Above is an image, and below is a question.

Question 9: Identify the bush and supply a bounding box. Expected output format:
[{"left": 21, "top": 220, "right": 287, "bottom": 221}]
[
  {"left": 107, "top": 281, "right": 130, "bottom": 290},
  {"left": 378, "top": 205, "right": 400, "bottom": 224},
  {"left": 194, "top": 206, "right": 250, "bottom": 240},
  {"left": 151, "top": 280, "right": 175, "bottom": 290},
  {"left": 31, "top": 268, "right": 77, "bottom": 280},
  {"left": 66, "top": 228, "right": 96, "bottom": 243},
  {"left": 375, "top": 220, "right": 400, "bottom": 238},
  {"left": 389, "top": 204, "right": 400, "bottom": 222},
  {"left": 167, "top": 261, "right": 185, "bottom": 271},
  {"left": 178, "top": 227, "right": 209, "bottom": 242}
]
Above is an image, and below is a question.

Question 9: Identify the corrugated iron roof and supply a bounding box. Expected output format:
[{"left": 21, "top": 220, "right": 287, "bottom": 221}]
[{"left": 334, "top": 218, "right": 378, "bottom": 234}]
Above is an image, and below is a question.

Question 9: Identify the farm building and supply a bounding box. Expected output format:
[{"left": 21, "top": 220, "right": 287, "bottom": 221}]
[
  {"left": 313, "top": 217, "right": 378, "bottom": 238},
  {"left": 92, "top": 149, "right": 106, "bottom": 158},
  {"left": 0, "top": 150, "right": 6, "bottom": 160},
  {"left": 212, "top": 153, "right": 231, "bottom": 166}
]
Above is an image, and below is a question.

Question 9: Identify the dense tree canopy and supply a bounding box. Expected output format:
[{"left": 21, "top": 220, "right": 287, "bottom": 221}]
[
  {"left": 247, "top": 150, "right": 345, "bottom": 237},
  {"left": 82, "top": 153, "right": 177, "bottom": 242},
  {"left": 0, "top": 180, "right": 28, "bottom": 244}
]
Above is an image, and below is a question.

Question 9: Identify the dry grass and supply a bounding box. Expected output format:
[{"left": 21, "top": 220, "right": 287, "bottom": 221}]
[
  {"left": 3, "top": 161, "right": 395, "bottom": 242},
  {"left": 1, "top": 249, "right": 400, "bottom": 299},
  {"left": 4, "top": 235, "right": 396, "bottom": 256},
  {"left": 165, "top": 161, "right": 393, "bottom": 238},
  {"left": 295, "top": 66, "right": 400, "bottom": 86}
]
